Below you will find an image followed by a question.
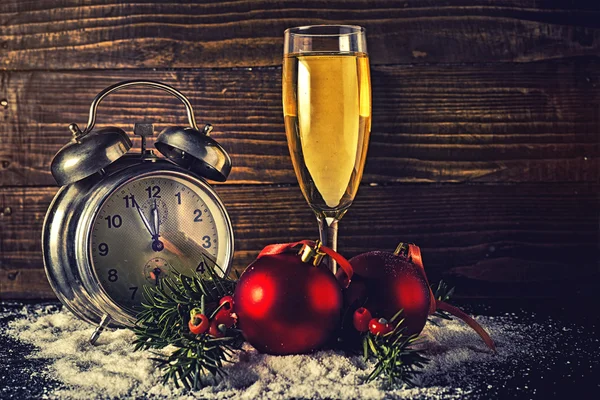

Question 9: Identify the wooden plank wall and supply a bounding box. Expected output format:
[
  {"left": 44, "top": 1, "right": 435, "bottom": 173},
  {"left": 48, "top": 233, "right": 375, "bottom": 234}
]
[{"left": 0, "top": 0, "right": 598, "bottom": 300}]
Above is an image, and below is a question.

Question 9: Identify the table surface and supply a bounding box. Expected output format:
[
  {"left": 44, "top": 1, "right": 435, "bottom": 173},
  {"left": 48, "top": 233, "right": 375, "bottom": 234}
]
[{"left": 1, "top": 299, "right": 599, "bottom": 400}]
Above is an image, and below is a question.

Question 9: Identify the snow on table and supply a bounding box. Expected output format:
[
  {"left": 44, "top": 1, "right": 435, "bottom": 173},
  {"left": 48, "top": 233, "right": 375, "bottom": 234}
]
[{"left": 1, "top": 303, "right": 598, "bottom": 400}]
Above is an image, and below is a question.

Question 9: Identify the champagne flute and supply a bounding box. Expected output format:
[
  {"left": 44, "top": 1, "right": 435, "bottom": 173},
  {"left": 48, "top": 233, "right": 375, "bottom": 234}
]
[{"left": 282, "top": 25, "right": 371, "bottom": 272}]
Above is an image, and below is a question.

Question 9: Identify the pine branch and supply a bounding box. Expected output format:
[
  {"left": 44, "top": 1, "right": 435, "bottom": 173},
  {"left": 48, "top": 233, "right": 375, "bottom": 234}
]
[
  {"left": 131, "top": 258, "right": 242, "bottom": 389},
  {"left": 363, "top": 310, "right": 429, "bottom": 386},
  {"left": 428, "top": 280, "right": 455, "bottom": 324},
  {"left": 434, "top": 280, "right": 454, "bottom": 303}
]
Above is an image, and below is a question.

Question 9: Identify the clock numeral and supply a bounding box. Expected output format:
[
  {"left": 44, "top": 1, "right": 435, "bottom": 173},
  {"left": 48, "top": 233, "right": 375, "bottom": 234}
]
[
  {"left": 129, "top": 286, "right": 138, "bottom": 299},
  {"left": 145, "top": 185, "right": 161, "bottom": 198},
  {"left": 202, "top": 235, "right": 211, "bottom": 249},
  {"left": 194, "top": 209, "right": 203, "bottom": 222},
  {"left": 196, "top": 261, "right": 205, "bottom": 273},
  {"left": 98, "top": 243, "right": 109, "bottom": 256},
  {"left": 123, "top": 194, "right": 138, "bottom": 208},
  {"left": 105, "top": 214, "right": 122, "bottom": 229},
  {"left": 175, "top": 192, "right": 181, "bottom": 205},
  {"left": 108, "top": 269, "right": 118, "bottom": 282}
]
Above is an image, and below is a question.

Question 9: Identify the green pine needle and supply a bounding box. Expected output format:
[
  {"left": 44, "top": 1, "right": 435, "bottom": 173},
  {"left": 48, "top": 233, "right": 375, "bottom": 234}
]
[
  {"left": 130, "top": 261, "right": 242, "bottom": 390},
  {"left": 429, "top": 280, "right": 455, "bottom": 323},
  {"left": 361, "top": 280, "right": 456, "bottom": 386},
  {"left": 362, "top": 314, "right": 429, "bottom": 387}
]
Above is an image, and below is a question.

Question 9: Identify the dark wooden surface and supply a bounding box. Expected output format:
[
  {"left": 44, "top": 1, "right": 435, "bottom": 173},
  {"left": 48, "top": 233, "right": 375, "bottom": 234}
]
[
  {"left": 1, "top": 1, "right": 599, "bottom": 68},
  {"left": 1, "top": 59, "right": 599, "bottom": 187},
  {"left": 0, "top": 1, "right": 598, "bottom": 300},
  {"left": 1, "top": 183, "right": 598, "bottom": 299}
]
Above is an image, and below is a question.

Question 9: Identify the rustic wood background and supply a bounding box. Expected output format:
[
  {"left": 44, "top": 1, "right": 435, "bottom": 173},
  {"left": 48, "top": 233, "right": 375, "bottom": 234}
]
[{"left": 0, "top": 0, "right": 598, "bottom": 300}]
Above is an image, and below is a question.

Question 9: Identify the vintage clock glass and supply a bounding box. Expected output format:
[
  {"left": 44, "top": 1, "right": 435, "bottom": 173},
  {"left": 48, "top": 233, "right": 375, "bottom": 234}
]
[
  {"left": 43, "top": 80, "right": 234, "bottom": 343},
  {"left": 89, "top": 174, "right": 229, "bottom": 310}
]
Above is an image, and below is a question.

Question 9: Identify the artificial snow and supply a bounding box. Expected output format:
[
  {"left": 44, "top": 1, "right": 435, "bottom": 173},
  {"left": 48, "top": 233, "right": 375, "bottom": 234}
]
[{"left": 0, "top": 304, "right": 586, "bottom": 399}]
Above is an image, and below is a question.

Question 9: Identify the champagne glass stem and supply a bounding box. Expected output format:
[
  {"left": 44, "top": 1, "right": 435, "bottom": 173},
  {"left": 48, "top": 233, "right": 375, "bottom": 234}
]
[{"left": 317, "top": 216, "right": 339, "bottom": 274}]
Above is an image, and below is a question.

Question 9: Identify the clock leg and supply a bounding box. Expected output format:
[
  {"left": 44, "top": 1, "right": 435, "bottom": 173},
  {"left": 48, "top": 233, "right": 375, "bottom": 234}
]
[{"left": 89, "top": 313, "right": 112, "bottom": 345}]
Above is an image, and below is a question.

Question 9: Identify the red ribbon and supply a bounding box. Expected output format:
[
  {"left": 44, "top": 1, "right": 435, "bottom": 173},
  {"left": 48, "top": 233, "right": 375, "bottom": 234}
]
[
  {"left": 257, "top": 240, "right": 353, "bottom": 288},
  {"left": 406, "top": 244, "right": 437, "bottom": 315}
]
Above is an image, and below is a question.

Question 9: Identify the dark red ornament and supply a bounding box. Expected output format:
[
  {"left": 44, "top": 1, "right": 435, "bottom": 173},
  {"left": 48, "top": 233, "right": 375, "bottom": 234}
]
[
  {"left": 234, "top": 241, "right": 352, "bottom": 355},
  {"left": 345, "top": 243, "right": 434, "bottom": 338},
  {"left": 344, "top": 243, "right": 496, "bottom": 352}
]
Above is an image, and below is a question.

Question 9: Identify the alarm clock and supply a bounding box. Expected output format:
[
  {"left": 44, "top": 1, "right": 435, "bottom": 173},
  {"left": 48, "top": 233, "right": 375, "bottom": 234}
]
[{"left": 42, "top": 80, "right": 234, "bottom": 344}]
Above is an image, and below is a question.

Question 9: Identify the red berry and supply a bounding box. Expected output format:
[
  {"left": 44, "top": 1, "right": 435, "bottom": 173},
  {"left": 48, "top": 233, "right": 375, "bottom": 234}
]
[
  {"left": 214, "top": 308, "right": 237, "bottom": 328},
  {"left": 188, "top": 313, "right": 210, "bottom": 335},
  {"left": 352, "top": 307, "right": 372, "bottom": 332},
  {"left": 209, "top": 320, "right": 226, "bottom": 338},
  {"left": 219, "top": 296, "right": 234, "bottom": 311},
  {"left": 369, "top": 318, "right": 393, "bottom": 336}
]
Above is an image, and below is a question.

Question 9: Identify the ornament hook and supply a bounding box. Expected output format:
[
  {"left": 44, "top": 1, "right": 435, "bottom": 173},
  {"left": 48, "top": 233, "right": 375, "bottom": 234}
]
[{"left": 298, "top": 240, "right": 325, "bottom": 266}]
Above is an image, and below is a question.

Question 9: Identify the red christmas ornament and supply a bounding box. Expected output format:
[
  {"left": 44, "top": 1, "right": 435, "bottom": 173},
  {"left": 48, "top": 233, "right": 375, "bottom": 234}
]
[
  {"left": 345, "top": 242, "right": 496, "bottom": 351},
  {"left": 234, "top": 240, "right": 353, "bottom": 355},
  {"left": 346, "top": 243, "right": 433, "bottom": 337}
]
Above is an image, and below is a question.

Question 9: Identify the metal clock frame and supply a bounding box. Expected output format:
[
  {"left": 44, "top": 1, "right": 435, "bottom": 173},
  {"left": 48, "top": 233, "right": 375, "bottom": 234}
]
[{"left": 43, "top": 158, "right": 234, "bottom": 341}]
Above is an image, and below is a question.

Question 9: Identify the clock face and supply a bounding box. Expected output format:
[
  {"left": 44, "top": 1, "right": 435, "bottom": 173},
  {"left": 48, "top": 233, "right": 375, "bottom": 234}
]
[{"left": 89, "top": 173, "right": 232, "bottom": 312}]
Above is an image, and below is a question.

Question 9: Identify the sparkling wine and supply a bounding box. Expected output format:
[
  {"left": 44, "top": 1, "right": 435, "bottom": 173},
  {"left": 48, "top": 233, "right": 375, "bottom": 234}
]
[{"left": 283, "top": 52, "right": 371, "bottom": 218}]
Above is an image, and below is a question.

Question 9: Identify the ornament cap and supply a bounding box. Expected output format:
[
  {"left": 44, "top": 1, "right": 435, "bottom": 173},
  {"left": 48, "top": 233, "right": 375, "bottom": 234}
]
[
  {"left": 393, "top": 242, "right": 411, "bottom": 256},
  {"left": 298, "top": 240, "right": 326, "bottom": 266}
]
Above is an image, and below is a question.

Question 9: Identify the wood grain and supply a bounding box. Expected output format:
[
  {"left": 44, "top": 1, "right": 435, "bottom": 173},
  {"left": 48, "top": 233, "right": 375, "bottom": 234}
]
[
  {"left": 0, "top": 1, "right": 598, "bottom": 69},
  {"left": 0, "top": 268, "right": 52, "bottom": 300},
  {"left": 1, "top": 183, "right": 597, "bottom": 299},
  {"left": 1, "top": 59, "right": 598, "bottom": 187},
  {"left": 1, "top": 0, "right": 598, "bottom": 301}
]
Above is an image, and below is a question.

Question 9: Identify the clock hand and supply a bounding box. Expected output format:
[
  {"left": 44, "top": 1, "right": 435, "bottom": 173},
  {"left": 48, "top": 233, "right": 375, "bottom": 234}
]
[
  {"left": 157, "top": 235, "right": 217, "bottom": 269},
  {"left": 152, "top": 199, "right": 160, "bottom": 239},
  {"left": 159, "top": 236, "right": 185, "bottom": 258},
  {"left": 150, "top": 199, "right": 164, "bottom": 252},
  {"left": 136, "top": 203, "right": 155, "bottom": 237}
]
